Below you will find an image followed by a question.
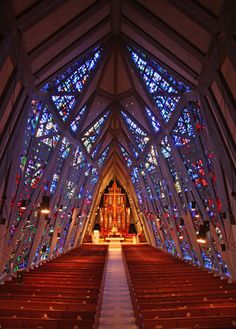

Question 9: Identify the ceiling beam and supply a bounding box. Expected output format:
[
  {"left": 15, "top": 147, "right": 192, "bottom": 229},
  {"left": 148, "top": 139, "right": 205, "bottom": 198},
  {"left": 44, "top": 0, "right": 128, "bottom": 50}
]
[
  {"left": 121, "top": 21, "right": 198, "bottom": 85},
  {"left": 14, "top": 0, "right": 66, "bottom": 33},
  {"left": 111, "top": 0, "right": 121, "bottom": 35},
  {"left": 28, "top": 0, "right": 110, "bottom": 61},
  {"left": 123, "top": 0, "right": 206, "bottom": 62},
  {"left": 35, "top": 19, "right": 111, "bottom": 85},
  {"left": 167, "top": 0, "right": 218, "bottom": 35}
]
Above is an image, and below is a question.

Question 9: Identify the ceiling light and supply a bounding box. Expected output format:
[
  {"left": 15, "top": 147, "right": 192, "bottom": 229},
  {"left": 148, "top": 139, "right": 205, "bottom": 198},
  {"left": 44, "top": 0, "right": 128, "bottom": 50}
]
[{"left": 41, "top": 196, "right": 50, "bottom": 214}]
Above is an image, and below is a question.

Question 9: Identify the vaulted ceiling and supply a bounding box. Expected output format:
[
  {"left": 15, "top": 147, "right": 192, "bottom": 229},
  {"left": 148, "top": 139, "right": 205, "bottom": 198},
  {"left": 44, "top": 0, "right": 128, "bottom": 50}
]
[
  {"left": 0, "top": 0, "right": 236, "bottom": 277},
  {"left": 1, "top": 0, "right": 234, "bottom": 183}
]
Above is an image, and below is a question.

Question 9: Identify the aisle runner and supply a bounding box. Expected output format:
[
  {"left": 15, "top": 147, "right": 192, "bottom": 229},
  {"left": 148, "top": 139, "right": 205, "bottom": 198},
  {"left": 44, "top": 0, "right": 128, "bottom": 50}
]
[{"left": 98, "top": 242, "right": 137, "bottom": 329}]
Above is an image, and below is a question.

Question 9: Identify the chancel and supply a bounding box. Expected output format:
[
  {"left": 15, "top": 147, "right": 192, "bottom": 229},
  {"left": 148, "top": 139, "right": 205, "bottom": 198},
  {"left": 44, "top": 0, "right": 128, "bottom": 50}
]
[
  {"left": 0, "top": 1, "right": 236, "bottom": 328},
  {"left": 99, "top": 180, "right": 131, "bottom": 238}
]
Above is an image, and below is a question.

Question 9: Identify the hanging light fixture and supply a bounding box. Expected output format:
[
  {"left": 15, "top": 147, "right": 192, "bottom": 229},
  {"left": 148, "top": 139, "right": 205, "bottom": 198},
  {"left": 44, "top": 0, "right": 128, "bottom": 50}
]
[
  {"left": 93, "top": 223, "right": 100, "bottom": 231},
  {"left": 196, "top": 221, "right": 209, "bottom": 244},
  {"left": 128, "top": 223, "right": 137, "bottom": 234},
  {"left": 190, "top": 201, "right": 196, "bottom": 211},
  {"left": 20, "top": 199, "right": 27, "bottom": 210},
  {"left": 41, "top": 196, "right": 50, "bottom": 214}
]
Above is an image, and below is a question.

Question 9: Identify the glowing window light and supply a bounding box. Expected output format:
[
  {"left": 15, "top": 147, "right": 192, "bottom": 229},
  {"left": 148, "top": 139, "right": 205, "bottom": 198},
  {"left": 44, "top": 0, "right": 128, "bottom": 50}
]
[
  {"left": 98, "top": 146, "right": 110, "bottom": 167},
  {"left": 52, "top": 95, "right": 76, "bottom": 121},
  {"left": 145, "top": 107, "right": 160, "bottom": 133},
  {"left": 121, "top": 111, "right": 149, "bottom": 152},
  {"left": 161, "top": 136, "right": 172, "bottom": 158},
  {"left": 128, "top": 45, "right": 190, "bottom": 122},
  {"left": 81, "top": 111, "right": 110, "bottom": 153},
  {"left": 42, "top": 48, "right": 102, "bottom": 93},
  {"left": 36, "top": 107, "right": 59, "bottom": 138},
  {"left": 70, "top": 105, "right": 87, "bottom": 132},
  {"left": 119, "top": 144, "right": 133, "bottom": 167}
]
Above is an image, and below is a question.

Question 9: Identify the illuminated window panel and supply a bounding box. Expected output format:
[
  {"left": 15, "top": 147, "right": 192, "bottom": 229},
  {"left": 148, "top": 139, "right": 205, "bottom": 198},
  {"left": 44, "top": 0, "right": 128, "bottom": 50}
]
[
  {"left": 128, "top": 45, "right": 190, "bottom": 122},
  {"left": 36, "top": 106, "right": 59, "bottom": 139},
  {"left": 130, "top": 143, "right": 139, "bottom": 158},
  {"left": 161, "top": 136, "right": 172, "bottom": 158},
  {"left": 131, "top": 167, "right": 139, "bottom": 183},
  {"left": 145, "top": 107, "right": 160, "bottom": 133},
  {"left": 66, "top": 181, "right": 76, "bottom": 199},
  {"left": 180, "top": 240, "right": 194, "bottom": 261},
  {"left": 145, "top": 145, "right": 158, "bottom": 172},
  {"left": 20, "top": 100, "right": 43, "bottom": 172},
  {"left": 50, "top": 173, "right": 59, "bottom": 194},
  {"left": 73, "top": 145, "right": 86, "bottom": 168},
  {"left": 154, "top": 95, "right": 180, "bottom": 122},
  {"left": 172, "top": 108, "right": 195, "bottom": 146},
  {"left": 171, "top": 105, "right": 215, "bottom": 218},
  {"left": 119, "top": 144, "right": 132, "bottom": 167},
  {"left": 91, "top": 168, "right": 99, "bottom": 184},
  {"left": 59, "top": 137, "right": 71, "bottom": 159},
  {"left": 42, "top": 48, "right": 102, "bottom": 92},
  {"left": 52, "top": 95, "right": 76, "bottom": 121},
  {"left": 91, "top": 143, "right": 102, "bottom": 159},
  {"left": 98, "top": 146, "right": 110, "bottom": 167},
  {"left": 121, "top": 111, "right": 149, "bottom": 152},
  {"left": 49, "top": 138, "right": 71, "bottom": 194},
  {"left": 70, "top": 105, "right": 87, "bottom": 132},
  {"left": 81, "top": 111, "right": 110, "bottom": 153},
  {"left": 128, "top": 46, "right": 190, "bottom": 92}
]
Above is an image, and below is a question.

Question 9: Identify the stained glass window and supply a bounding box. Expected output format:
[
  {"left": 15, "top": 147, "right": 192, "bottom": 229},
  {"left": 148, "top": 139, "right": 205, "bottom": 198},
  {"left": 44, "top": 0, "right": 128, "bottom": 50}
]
[
  {"left": 121, "top": 111, "right": 149, "bottom": 152},
  {"left": 128, "top": 45, "right": 190, "bottom": 122},
  {"left": 145, "top": 145, "right": 158, "bottom": 172},
  {"left": 52, "top": 95, "right": 76, "bottom": 121},
  {"left": 146, "top": 107, "right": 160, "bottom": 133},
  {"left": 70, "top": 105, "right": 87, "bottom": 132},
  {"left": 119, "top": 144, "right": 133, "bottom": 167},
  {"left": 98, "top": 146, "right": 110, "bottom": 167},
  {"left": 82, "top": 111, "right": 110, "bottom": 153},
  {"left": 42, "top": 48, "right": 102, "bottom": 93}
]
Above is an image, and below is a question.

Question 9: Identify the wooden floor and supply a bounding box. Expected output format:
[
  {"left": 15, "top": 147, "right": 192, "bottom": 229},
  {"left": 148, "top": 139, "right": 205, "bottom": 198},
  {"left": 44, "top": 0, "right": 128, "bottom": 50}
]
[
  {"left": 123, "top": 244, "right": 236, "bottom": 329},
  {"left": 0, "top": 245, "right": 108, "bottom": 328}
]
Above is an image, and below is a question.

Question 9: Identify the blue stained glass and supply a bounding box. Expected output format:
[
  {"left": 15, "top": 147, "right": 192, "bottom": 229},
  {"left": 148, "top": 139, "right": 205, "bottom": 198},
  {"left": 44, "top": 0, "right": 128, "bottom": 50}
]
[
  {"left": 82, "top": 111, "right": 110, "bottom": 153},
  {"left": 52, "top": 95, "right": 76, "bottom": 121},
  {"left": 70, "top": 105, "right": 86, "bottom": 132},
  {"left": 145, "top": 145, "right": 158, "bottom": 172},
  {"left": 91, "top": 168, "right": 99, "bottom": 184},
  {"left": 128, "top": 45, "right": 190, "bottom": 122},
  {"left": 172, "top": 108, "right": 195, "bottom": 147},
  {"left": 119, "top": 144, "right": 133, "bottom": 167},
  {"left": 161, "top": 136, "right": 172, "bottom": 158},
  {"left": 131, "top": 167, "right": 139, "bottom": 183},
  {"left": 128, "top": 46, "right": 190, "bottom": 92},
  {"left": 98, "top": 146, "right": 110, "bottom": 167},
  {"left": 42, "top": 48, "right": 102, "bottom": 92},
  {"left": 121, "top": 111, "right": 149, "bottom": 152},
  {"left": 36, "top": 106, "right": 59, "bottom": 138},
  {"left": 29, "top": 100, "right": 42, "bottom": 135},
  {"left": 59, "top": 137, "right": 71, "bottom": 159},
  {"left": 130, "top": 143, "right": 139, "bottom": 158},
  {"left": 91, "top": 143, "right": 102, "bottom": 159},
  {"left": 73, "top": 146, "right": 86, "bottom": 168},
  {"left": 50, "top": 173, "right": 59, "bottom": 194},
  {"left": 145, "top": 107, "right": 160, "bottom": 133}
]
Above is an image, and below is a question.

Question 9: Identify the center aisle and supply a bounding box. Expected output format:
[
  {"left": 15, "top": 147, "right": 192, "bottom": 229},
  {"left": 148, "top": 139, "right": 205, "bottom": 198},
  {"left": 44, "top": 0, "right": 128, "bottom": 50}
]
[{"left": 98, "top": 242, "right": 137, "bottom": 329}]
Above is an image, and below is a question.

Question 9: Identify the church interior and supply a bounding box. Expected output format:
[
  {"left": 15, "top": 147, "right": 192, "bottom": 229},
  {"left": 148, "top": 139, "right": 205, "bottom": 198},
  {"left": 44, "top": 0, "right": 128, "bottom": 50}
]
[{"left": 0, "top": 0, "right": 236, "bottom": 328}]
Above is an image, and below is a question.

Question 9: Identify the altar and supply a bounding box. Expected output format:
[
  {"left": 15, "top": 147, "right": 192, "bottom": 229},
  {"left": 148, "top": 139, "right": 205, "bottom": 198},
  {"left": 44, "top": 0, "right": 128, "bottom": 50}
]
[
  {"left": 105, "top": 237, "right": 125, "bottom": 242},
  {"left": 99, "top": 181, "right": 130, "bottom": 237}
]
